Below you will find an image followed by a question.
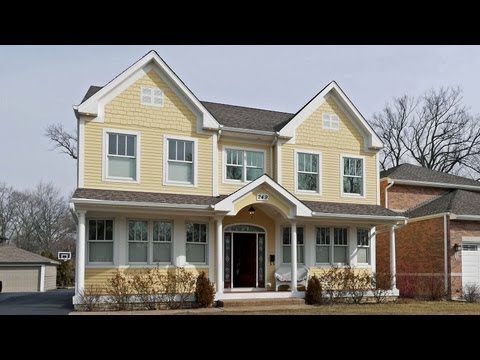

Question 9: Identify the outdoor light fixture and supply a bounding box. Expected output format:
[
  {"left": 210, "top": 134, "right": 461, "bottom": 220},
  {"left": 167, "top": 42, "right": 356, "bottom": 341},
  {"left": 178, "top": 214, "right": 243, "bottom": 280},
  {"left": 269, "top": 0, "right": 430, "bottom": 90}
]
[
  {"left": 454, "top": 243, "right": 462, "bottom": 252},
  {"left": 248, "top": 205, "right": 256, "bottom": 218}
]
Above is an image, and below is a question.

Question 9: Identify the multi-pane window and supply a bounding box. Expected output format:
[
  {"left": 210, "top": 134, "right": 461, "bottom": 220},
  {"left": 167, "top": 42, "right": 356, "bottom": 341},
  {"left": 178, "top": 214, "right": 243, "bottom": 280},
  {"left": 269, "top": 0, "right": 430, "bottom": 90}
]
[
  {"left": 315, "top": 227, "right": 349, "bottom": 265},
  {"left": 343, "top": 157, "right": 363, "bottom": 195},
  {"left": 297, "top": 152, "right": 319, "bottom": 192},
  {"left": 186, "top": 223, "right": 207, "bottom": 263},
  {"left": 141, "top": 87, "right": 164, "bottom": 107},
  {"left": 226, "top": 149, "right": 264, "bottom": 182},
  {"left": 322, "top": 113, "right": 339, "bottom": 130},
  {"left": 88, "top": 220, "right": 113, "bottom": 263},
  {"left": 357, "top": 229, "right": 370, "bottom": 264},
  {"left": 107, "top": 133, "right": 137, "bottom": 180},
  {"left": 128, "top": 220, "right": 148, "bottom": 263},
  {"left": 316, "top": 227, "right": 330, "bottom": 264},
  {"left": 282, "top": 227, "right": 304, "bottom": 264},
  {"left": 153, "top": 221, "right": 172, "bottom": 263},
  {"left": 167, "top": 139, "right": 194, "bottom": 184}
]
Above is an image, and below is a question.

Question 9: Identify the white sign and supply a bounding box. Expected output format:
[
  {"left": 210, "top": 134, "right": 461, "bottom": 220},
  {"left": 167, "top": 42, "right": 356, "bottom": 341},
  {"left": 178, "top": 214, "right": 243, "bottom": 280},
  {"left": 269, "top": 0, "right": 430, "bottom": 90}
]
[
  {"left": 58, "top": 252, "right": 71, "bottom": 261},
  {"left": 256, "top": 193, "right": 269, "bottom": 201}
]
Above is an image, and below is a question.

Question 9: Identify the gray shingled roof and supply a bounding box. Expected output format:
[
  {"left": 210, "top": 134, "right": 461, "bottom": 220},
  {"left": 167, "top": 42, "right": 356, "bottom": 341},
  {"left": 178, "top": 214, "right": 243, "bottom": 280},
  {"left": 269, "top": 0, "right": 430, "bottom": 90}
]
[
  {"left": 381, "top": 163, "right": 480, "bottom": 188},
  {"left": 406, "top": 189, "right": 480, "bottom": 218},
  {"left": 0, "top": 245, "right": 59, "bottom": 264},
  {"left": 73, "top": 188, "right": 402, "bottom": 218},
  {"left": 201, "top": 101, "right": 294, "bottom": 132},
  {"left": 304, "top": 201, "right": 402, "bottom": 217},
  {"left": 72, "top": 188, "right": 226, "bottom": 206},
  {"left": 79, "top": 86, "right": 294, "bottom": 132}
]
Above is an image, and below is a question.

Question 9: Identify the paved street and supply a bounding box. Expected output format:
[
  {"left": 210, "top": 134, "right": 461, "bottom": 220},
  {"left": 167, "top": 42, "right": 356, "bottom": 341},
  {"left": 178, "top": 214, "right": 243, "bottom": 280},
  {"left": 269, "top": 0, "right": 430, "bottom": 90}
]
[{"left": 0, "top": 289, "right": 74, "bottom": 315}]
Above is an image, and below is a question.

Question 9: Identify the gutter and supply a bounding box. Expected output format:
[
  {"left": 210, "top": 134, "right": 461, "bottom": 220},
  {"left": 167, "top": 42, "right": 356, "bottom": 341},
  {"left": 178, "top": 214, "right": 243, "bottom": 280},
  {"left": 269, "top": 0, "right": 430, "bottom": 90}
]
[
  {"left": 71, "top": 198, "right": 213, "bottom": 211},
  {"left": 384, "top": 178, "right": 395, "bottom": 208},
  {"left": 392, "top": 179, "right": 480, "bottom": 192},
  {"left": 221, "top": 126, "right": 277, "bottom": 137},
  {"left": 69, "top": 202, "right": 78, "bottom": 222},
  {"left": 311, "top": 211, "right": 407, "bottom": 222},
  {"left": 270, "top": 132, "right": 279, "bottom": 177},
  {"left": 449, "top": 214, "right": 480, "bottom": 221}
]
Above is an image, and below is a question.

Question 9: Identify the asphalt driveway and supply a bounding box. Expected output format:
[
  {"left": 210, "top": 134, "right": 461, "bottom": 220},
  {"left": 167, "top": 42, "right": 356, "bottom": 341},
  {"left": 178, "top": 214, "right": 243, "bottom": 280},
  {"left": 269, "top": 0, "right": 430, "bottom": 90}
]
[{"left": 0, "top": 289, "right": 74, "bottom": 315}]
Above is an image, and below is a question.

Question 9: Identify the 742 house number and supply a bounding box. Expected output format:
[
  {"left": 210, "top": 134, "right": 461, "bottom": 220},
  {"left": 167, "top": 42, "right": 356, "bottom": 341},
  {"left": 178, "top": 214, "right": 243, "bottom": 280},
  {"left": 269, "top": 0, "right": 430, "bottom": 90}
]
[{"left": 256, "top": 194, "right": 269, "bottom": 201}]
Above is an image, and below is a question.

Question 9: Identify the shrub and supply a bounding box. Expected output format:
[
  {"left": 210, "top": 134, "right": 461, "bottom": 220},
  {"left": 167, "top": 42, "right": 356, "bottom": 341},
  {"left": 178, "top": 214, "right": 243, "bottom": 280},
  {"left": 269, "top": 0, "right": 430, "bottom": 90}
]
[
  {"left": 341, "top": 266, "right": 372, "bottom": 304},
  {"left": 416, "top": 276, "right": 444, "bottom": 301},
  {"left": 195, "top": 272, "right": 215, "bottom": 308},
  {"left": 79, "top": 285, "right": 104, "bottom": 312},
  {"left": 158, "top": 267, "right": 196, "bottom": 309},
  {"left": 107, "top": 270, "right": 133, "bottom": 310},
  {"left": 131, "top": 268, "right": 163, "bottom": 310},
  {"left": 317, "top": 267, "right": 342, "bottom": 304},
  {"left": 463, "top": 283, "right": 480, "bottom": 303},
  {"left": 371, "top": 272, "right": 391, "bottom": 304},
  {"left": 305, "top": 276, "right": 322, "bottom": 305}
]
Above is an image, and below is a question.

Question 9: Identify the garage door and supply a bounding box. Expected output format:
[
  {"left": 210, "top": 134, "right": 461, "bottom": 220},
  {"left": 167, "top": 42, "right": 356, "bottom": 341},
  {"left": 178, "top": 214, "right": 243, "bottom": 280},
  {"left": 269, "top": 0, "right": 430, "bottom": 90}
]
[
  {"left": 0, "top": 267, "right": 40, "bottom": 292},
  {"left": 462, "top": 243, "right": 480, "bottom": 288}
]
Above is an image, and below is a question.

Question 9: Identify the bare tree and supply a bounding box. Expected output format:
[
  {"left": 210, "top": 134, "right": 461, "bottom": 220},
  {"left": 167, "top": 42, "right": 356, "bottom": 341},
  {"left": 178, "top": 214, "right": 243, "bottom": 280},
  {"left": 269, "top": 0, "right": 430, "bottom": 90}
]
[
  {"left": 11, "top": 182, "right": 76, "bottom": 254},
  {"left": 44, "top": 123, "right": 77, "bottom": 160},
  {"left": 0, "top": 183, "right": 16, "bottom": 243},
  {"left": 372, "top": 87, "right": 480, "bottom": 176},
  {"left": 372, "top": 95, "right": 417, "bottom": 170}
]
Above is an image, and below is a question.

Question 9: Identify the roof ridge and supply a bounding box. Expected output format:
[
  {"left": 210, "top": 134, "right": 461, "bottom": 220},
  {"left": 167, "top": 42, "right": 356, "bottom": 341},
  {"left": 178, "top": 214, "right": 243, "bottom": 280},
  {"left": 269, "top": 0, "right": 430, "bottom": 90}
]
[{"left": 200, "top": 100, "right": 294, "bottom": 116}]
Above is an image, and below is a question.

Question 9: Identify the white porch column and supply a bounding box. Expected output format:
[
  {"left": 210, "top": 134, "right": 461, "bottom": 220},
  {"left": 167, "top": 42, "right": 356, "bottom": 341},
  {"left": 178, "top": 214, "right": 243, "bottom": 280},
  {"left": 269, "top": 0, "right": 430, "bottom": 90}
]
[
  {"left": 216, "top": 218, "right": 223, "bottom": 295},
  {"left": 75, "top": 211, "right": 86, "bottom": 296},
  {"left": 291, "top": 222, "right": 297, "bottom": 293},
  {"left": 389, "top": 225, "right": 397, "bottom": 290}
]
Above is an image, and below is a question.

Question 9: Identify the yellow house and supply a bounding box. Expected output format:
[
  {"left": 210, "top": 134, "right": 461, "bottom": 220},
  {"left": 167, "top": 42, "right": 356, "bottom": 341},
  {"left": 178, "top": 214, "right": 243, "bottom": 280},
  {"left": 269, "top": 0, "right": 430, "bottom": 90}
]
[{"left": 70, "top": 50, "right": 405, "bottom": 305}]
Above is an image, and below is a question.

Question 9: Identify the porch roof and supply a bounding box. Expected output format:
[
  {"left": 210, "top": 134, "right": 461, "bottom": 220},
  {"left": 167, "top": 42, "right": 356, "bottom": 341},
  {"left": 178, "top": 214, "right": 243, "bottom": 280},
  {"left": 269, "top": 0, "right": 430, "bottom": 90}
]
[{"left": 71, "top": 187, "right": 405, "bottom": 221}]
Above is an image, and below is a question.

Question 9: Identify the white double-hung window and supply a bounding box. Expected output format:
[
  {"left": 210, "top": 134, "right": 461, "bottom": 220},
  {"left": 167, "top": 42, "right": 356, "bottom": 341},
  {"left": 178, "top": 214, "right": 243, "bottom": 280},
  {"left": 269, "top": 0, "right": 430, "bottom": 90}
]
[
  {"left": 225, "top": 148, "right": 264, "bottom": 182},
  {"left": 88, "top": 219, "right": 114, "bottom": 264},
  {"left": 166, "top": 138, "right": 195, "bottom": 185},
  {"left": 106, "top": 131, "right": 138, "bottom": 181},
  {"left": 342, "top": 156, "right": 364, "bottom": 196},
  {"left": 296, "top": 151, "right": 321, "bottom": 193}
]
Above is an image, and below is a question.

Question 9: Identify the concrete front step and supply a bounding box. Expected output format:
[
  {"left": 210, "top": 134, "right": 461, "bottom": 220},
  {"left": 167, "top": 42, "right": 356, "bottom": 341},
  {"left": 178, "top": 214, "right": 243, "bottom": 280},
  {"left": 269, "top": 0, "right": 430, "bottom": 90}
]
[{"left": 221, "top": 298, "right": 305, "bottom": 308}]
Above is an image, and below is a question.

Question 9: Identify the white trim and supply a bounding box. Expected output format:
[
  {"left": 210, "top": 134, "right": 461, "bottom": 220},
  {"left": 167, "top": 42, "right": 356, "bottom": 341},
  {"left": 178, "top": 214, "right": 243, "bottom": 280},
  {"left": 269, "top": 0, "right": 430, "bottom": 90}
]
[
  {"left": 277, "top": 141, "right": 283, "bottom": 184},
  {"left": 294, "top": 149, "right": 322, "bottom": 196},
  {"left": 39, "top": 265, "right": 45, "bottom": 292},
  {"left": 163, "top": 135, "right": 198, "bottom": 187},
  {"left": 140, "top": 86, "right": 164, "bottom": 107},
  {"left": 222, "top": 145, "right": 267, "bottom": 185},
  {"left": 78, "top": 117, "right": 86, "bottom": 187},
  {"left": 221, "top": 126, "right": 276, "bottom": 137},
  {"left": 384, "top": 178, "right": 480, "bottom": 192},
  {"left": 450, "top": 214, "right": 480, "bottom": 221},
  {"left": 407, "top": 213, "right": 449, "bottom": 223},
  {"left": 340, "top": 154, "right": 366, "bottom": 198},
  {"left": 77, "top": 51, "right": 219, "bottom": 129},
  {"left": 72, "top": 198, "right": 211, "bottom": 210},
  {"left": 311, "top": 211, "right": 406, "bottom": 222},
  {"left": 278, "top": 81, "right": 382, "bottom": 150},
  {"left": 212, "top": 133, "right": 218, "bottom": 196},
  {"left": 102, "top": 128, "right": 141, "bottom": 184},
  {"left": 214, "top": 174, "right": 312, "bottom": 218},
  {"left": 375, "top": 152, "right": 380, "bottom": 205}
]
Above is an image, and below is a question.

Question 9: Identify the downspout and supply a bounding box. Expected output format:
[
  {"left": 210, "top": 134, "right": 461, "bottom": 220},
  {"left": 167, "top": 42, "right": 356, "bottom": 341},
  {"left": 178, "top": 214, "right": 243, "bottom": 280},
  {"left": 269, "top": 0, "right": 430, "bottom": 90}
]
[
  {"left": 270, "top": 132, "right": 279, "bottom": 179},
  {"left": 69, "top": 202, "right": 78, "bottom": 223},
  {"left": 217, "top": 126, "right": 223, "bottom": 142},
  {"left": 444, "top": 213, "right": 449, "bottom": 296},
  {"left": 384, "top": 178, "right": 395, "bottom": 208}
]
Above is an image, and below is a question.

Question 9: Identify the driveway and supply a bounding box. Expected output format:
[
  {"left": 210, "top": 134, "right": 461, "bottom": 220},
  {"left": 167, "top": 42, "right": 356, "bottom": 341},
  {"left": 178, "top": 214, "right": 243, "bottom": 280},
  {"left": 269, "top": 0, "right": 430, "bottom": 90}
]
[{"left": 0, "top": 289, "right": 74, "bottom": 315}]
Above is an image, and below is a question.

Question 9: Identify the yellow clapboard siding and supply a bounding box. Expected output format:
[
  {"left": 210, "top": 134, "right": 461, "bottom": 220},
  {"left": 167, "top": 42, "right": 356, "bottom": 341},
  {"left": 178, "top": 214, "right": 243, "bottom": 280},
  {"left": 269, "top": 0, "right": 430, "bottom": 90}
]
[
  {"left": 282, "top": 97, "right": 377, "bottom": 204},
  {"left": 83, "top": 70, "right": 213, "bottom": 195}
]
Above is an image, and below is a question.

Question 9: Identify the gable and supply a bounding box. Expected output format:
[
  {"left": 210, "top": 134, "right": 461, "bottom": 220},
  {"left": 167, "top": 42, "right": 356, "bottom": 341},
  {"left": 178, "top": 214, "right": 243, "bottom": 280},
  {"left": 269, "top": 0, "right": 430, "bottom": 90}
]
[
  {"left": 279, "top": 82, "right": 382, "bottom": 150},
  {"left": 76, "top": 50, "right": 219, "bottom": 130},
  {"left": 295, "top": 96, "right": 365, "bottom": 150},
  {"left": 104, "top": 70, "right": 197, "bottom": 133}
]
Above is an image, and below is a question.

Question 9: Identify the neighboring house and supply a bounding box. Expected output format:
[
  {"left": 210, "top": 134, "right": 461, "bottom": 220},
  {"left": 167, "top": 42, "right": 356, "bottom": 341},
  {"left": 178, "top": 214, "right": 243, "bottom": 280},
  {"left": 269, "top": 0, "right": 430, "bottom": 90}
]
[
  {"left": 377, "top": 163, "right": 480, "bottom": 299},
  {"left": 70, "top": 50, "right": 405, "bottom": 305},
  {"left": 0, "top": 245, "right": 59, "bottom": 292}
]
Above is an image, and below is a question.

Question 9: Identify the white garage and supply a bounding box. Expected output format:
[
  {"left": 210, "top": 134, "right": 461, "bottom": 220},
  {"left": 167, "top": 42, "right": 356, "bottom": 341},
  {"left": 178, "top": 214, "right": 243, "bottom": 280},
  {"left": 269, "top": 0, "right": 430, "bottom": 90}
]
[
  {"left": 462, "top": 242, "right": 480, "bottom": 289},
  {"left": 0, "top": 245, "right": 59, "bottom": 293}
]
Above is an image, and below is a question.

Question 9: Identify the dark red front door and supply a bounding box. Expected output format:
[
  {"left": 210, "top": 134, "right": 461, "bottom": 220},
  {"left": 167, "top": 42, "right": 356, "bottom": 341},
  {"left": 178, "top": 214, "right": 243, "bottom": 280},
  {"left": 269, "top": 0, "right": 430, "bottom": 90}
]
[{"left": 233, "top": 233, "right": 257, "bottom": 287}]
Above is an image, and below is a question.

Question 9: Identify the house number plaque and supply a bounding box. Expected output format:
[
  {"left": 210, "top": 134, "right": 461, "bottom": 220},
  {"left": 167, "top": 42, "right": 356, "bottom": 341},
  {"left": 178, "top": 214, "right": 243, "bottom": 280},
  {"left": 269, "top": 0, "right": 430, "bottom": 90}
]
[{"left": 256, "top": 194, "right": 269, "bottom": 201}]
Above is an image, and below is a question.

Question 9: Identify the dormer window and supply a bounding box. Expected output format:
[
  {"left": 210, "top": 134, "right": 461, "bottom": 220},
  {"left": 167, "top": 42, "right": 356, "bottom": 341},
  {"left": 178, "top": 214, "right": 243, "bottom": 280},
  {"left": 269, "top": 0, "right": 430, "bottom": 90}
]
[{"left": 141, "top": 86, "right": 164, "bottom": 107}]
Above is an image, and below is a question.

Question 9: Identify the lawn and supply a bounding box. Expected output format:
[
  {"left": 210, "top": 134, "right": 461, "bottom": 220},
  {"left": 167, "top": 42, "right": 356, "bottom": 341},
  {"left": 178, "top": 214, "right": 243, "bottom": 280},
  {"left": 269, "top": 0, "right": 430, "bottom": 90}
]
[{"left": 212, "top": 300, "right": 480, "bottom": 315}]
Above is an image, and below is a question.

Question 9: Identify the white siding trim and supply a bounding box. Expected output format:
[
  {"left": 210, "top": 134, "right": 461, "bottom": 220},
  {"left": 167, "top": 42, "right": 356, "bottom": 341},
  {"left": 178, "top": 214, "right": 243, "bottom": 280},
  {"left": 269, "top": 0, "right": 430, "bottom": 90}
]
[
  {"left": 376, "top": 152, "right": 380, "bottom": 205},
  {"left": 102, "top": 128, "right": 141, "bottom": 184},
  {"left": 339, "top": 154, "right": 366, "bottom": 199},
  {"left": 163, "top": 134, "right": 199, "bottom": 187},
  {"left": 39, "top": 265, "right": 46, "bottom": 292},
  {"left": 294, "top": 148, "right": 322, "bottom": 196},
  {"left": 277, "top": 141, "right": 283, "bottom": 184},
  {"left": 212, "top": 133, "right": 218, "bottom": 196},
  {"left": 78, "top": 117, "right": 86, "bottom": 187}
]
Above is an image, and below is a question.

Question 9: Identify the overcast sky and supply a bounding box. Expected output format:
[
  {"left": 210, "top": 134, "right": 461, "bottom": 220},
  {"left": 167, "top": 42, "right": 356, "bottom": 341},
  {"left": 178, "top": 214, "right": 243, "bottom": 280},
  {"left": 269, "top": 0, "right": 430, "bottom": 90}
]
[{"left": 2, "top": 45, "right": 480, "bottom": 196}]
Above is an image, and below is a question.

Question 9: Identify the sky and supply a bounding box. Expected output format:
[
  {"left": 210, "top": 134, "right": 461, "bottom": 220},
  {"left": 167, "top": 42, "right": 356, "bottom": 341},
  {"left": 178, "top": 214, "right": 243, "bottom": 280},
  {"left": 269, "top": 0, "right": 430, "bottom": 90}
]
[{"left": 2, "top": 45, "right": 480, "bottom": 196}]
